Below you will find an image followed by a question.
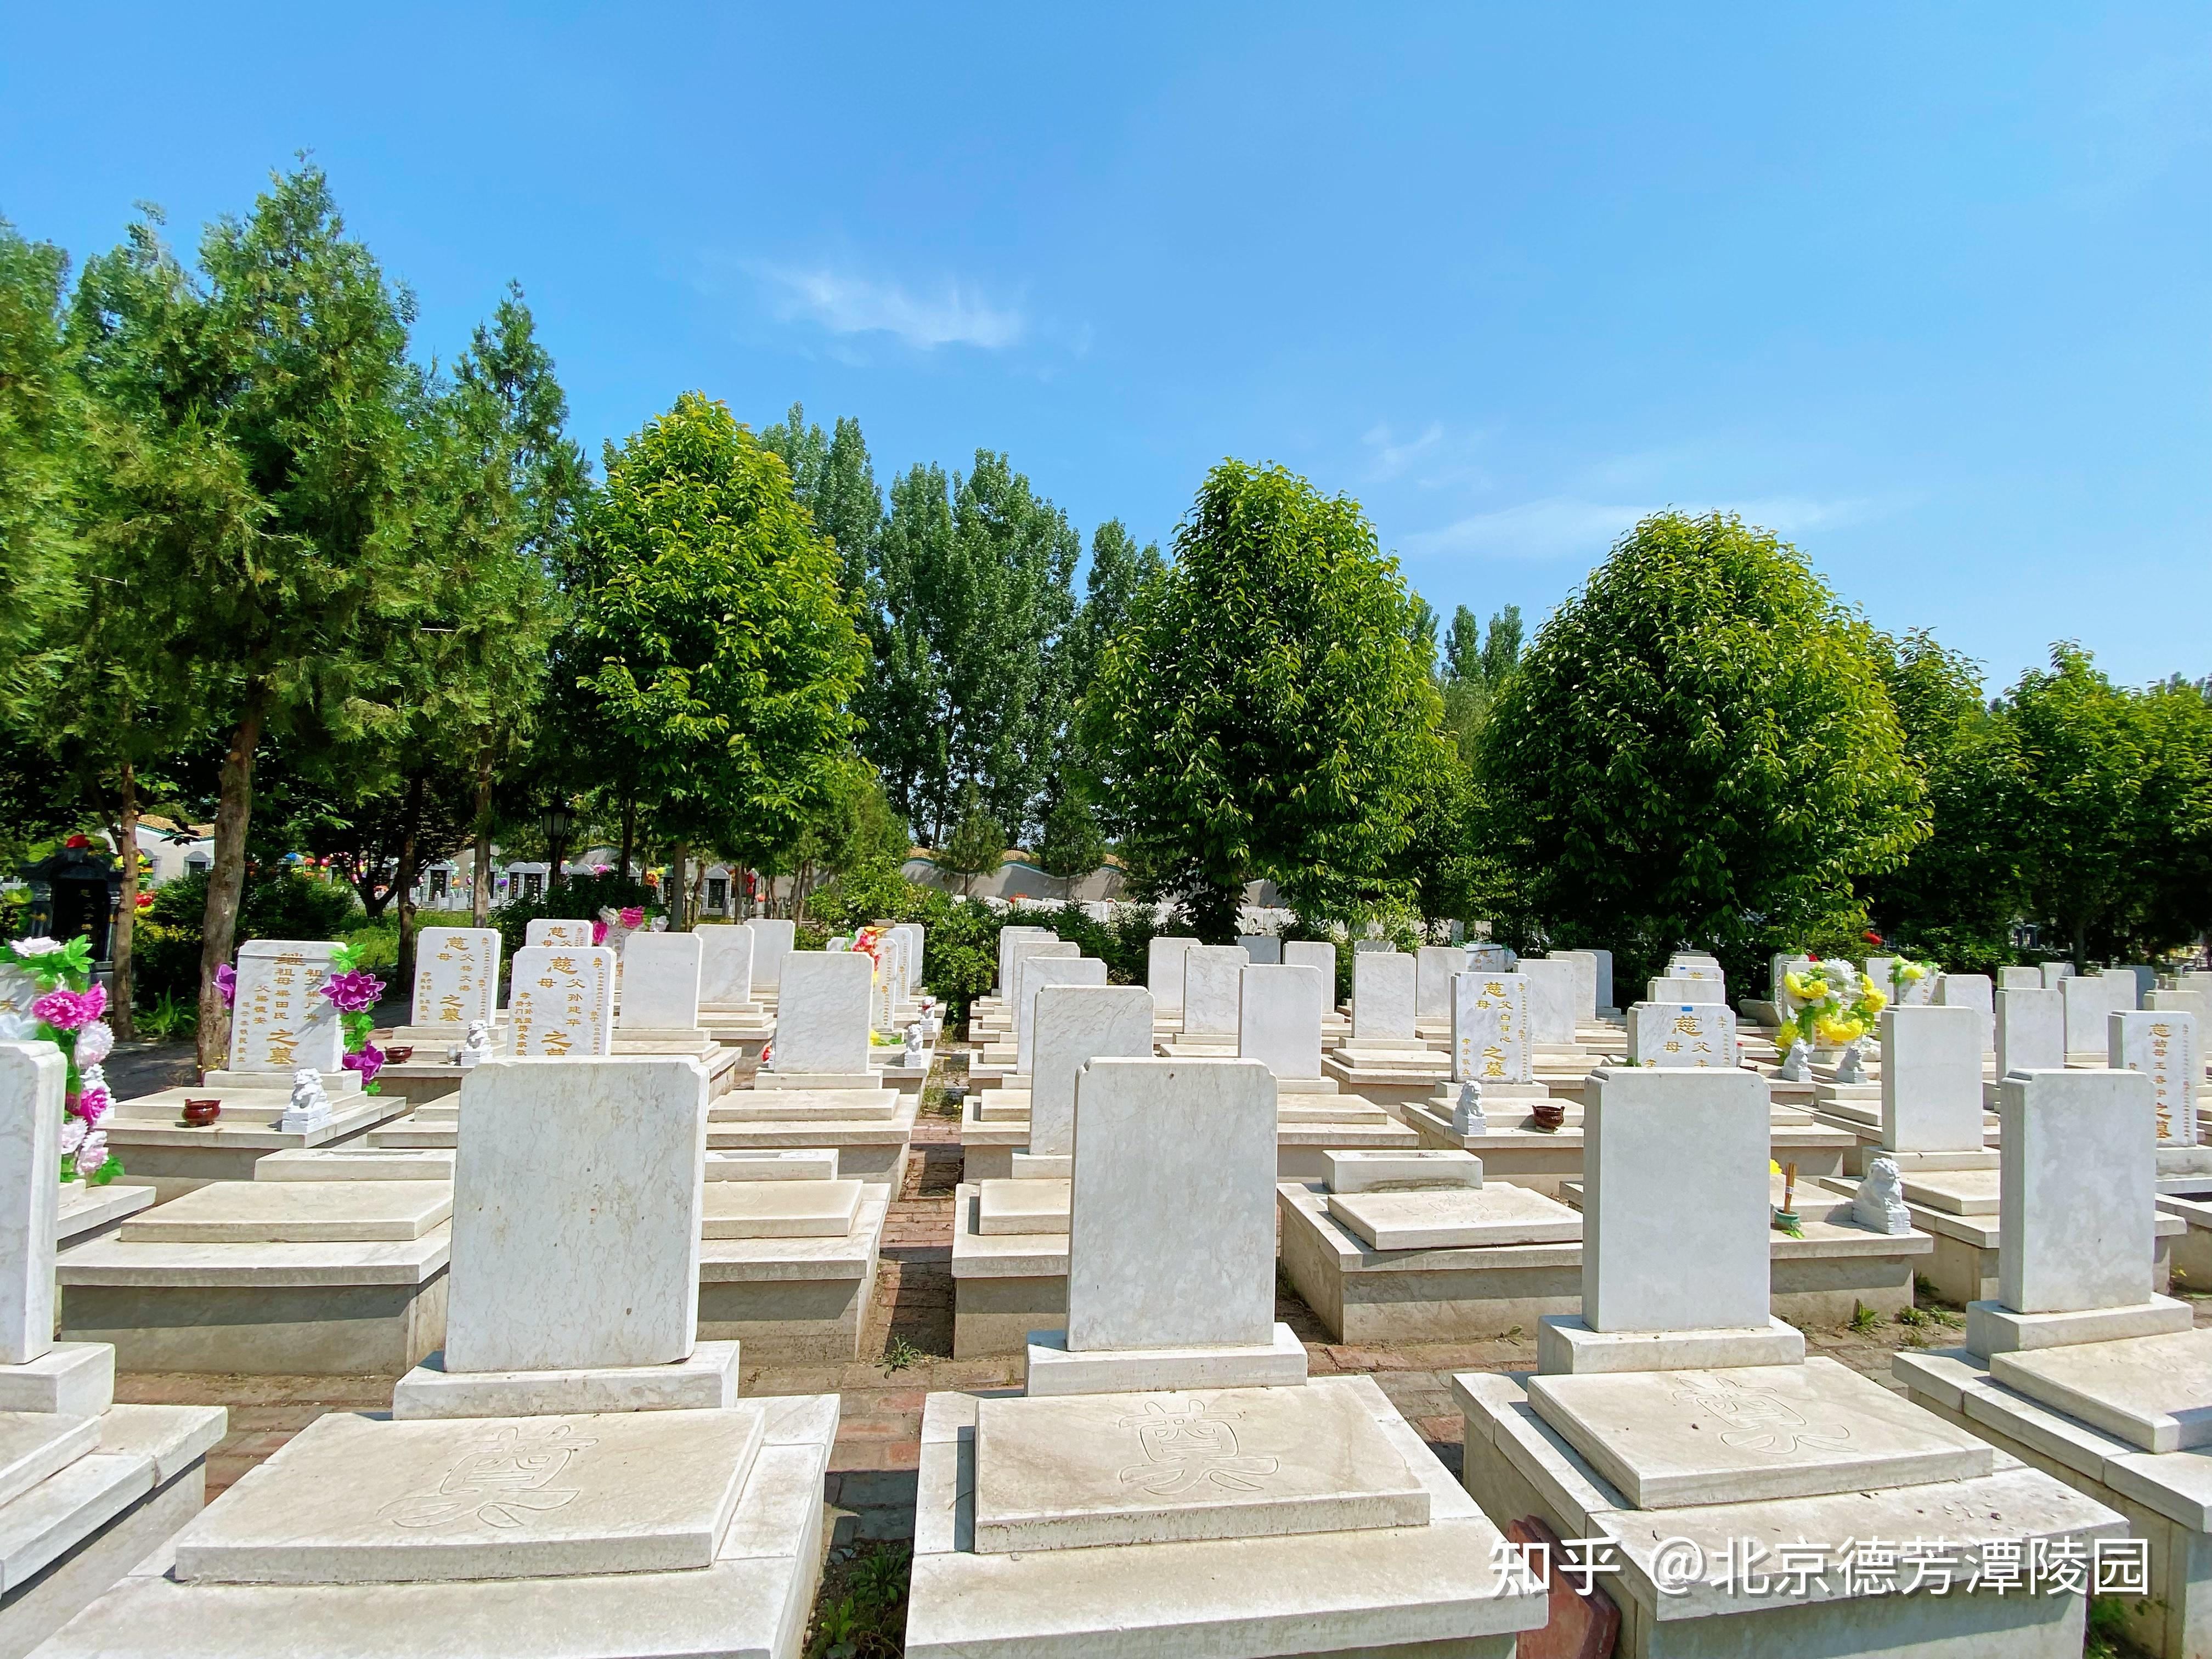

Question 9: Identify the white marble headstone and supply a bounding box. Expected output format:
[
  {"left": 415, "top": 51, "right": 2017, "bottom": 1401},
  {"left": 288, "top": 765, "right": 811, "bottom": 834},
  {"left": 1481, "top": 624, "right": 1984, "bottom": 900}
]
[
  {"left": 1997, "top": 1069, "right": 2154, "bottom": 1315},
  {"left": 1999, "top": 966, "right": 2042, "bottom": 991},
  {"left": 0, "top": 1042, "right": 63, "bottom": 1365},
  {"left": 2062, "top": 973, "right": 2128, "bottom": 1053},
  {"left": 2041, "top": 961, "right": 2075, "bottom": 989},
  {"left": 410, "top": 926, "right": 501, "bottom": 1030},
  {"left": 1016, "top": 955, "right": 1108, "bottom": 1073},
  {"left": 698, "top": 926, "right": 757, "bottom": 1009},
  {"left": 0, "top": 965, "right": 38, "bottom": 1043},
  {"left": 1584, "top": 1066, "right": 1770, "bottom": 1333},
  {"left": 2112, "top": 1009, "right": 2200, "bottom": 1148},
  {"left": 1934, "top": 972, "right": 1995, "bottom": 1053},
  {"left": 523, "top": 918, "right": 594, "bottom": 950},
  {"left": 1237, "top": 935, "right": 1283, "bottom": 966},
  {"left": 1238, "top": 964, "right": 1325, "bottom": 1080},
  {"left": 999, "top": 930, "right": 1065, "bottom": 1003},
  {"left": 1550, "top": 951, "right": 1600, "bottom": 1023},
  {"left": 225, "top": 939, "right": 345, "bottom": 1075},
  {"left": 507, "top": 945, "right": 616, "bottom": 1057},
  {"left": 1626, "top": 1002, "right": 1739, "bottom": 1068},
  {"left": 1880, "top": 1006, "right": 1985, "bottom": 1153},
  {"left": 1180, "top": 945, "right": 1249, "bottom": 1039},
  {"left": 444, "top": 1054, "right": 706, "bottom": 1371},
  {"left": 1352, "top": 951, "right": 1418, "bottom": 1041},
  {"left": 1414, "top": 946, "right": 1469, "bottom": 1021},
  {"left": 1521, "top": 958, "right": 1579, "bottom": 1046},
  {"left": 775, "top": 951, "right": 873, "bottom": 1074},
  {"left": 1145, "top": 936, "right": 1197, "bottom": 1013},
  {"left": 1645, "top": 975, "right": 1724, "bottom": 1006},
  {"left": 619, "top": 932, "right": 702, "bottom": 1029},
  {"left": 744, "top": 917, "right": 796, "bottom": 991},
  {"left": 1282, "top": 940, "right": 1336, "bottom": 999},
  {"left": 1030, "top": 986, "right": 1154, "bottom": 1158},
  {"left": 1996, "top": 988, "right": 2064, "bottom": 1076},
  {"left": 1066, "top": 1057, "right": 1276, "bottom": 1351},
  {"left": 1453, "top": 971, "right": 1531, "bottom": 1085}
]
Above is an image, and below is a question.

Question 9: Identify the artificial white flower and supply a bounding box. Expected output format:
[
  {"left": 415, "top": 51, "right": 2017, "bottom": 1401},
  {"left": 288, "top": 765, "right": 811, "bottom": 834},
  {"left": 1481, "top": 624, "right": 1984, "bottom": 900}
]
[
  {"left": 75, "top": 1020, "right": 114, "bottom": 1068},
  {"left": 13, "top": 937, "right": 63, "bottom": 957},
  {"left": 59, "top": 1116, "right": 86, "bottom": 1156},
  {"left": 75, "top": 1131, "right": 107, "bottom": 1173}
]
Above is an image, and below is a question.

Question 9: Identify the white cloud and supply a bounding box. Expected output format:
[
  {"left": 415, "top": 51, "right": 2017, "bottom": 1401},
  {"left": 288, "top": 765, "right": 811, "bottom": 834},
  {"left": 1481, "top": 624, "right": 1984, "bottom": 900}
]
[
  {"left": 752, "top": 263, "right": 1026, "bottom": 351},
  {"left": 1403, "top": 495, "right": 1881, "bottom": 562},
  {"left": 1361, "top": 421, "right": 1444, "bottom": 480}
]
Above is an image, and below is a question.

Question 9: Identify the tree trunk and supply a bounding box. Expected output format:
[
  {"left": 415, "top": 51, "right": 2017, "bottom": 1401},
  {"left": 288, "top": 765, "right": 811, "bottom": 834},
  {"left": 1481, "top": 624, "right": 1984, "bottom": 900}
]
[
  {"left": 471, "top": 747, "right": 493, "bottom": 925},
  {"left": 619, "top": 795, "right": 636, "bottom": 884},
  {"left": 395, "top": 771, "right": 425, "bottom": 993},
  {"left": 670, "top": 841, "right": 689, "bottom": 930},
  {"left": 110, "top": 761, "right": 139, "bottom": 1042},
  {"left": 195, "top": 696, "right": 266, "bottom": 1072},
  {"left": 691, "top": 862, "right": 708, "bottom": 928}
]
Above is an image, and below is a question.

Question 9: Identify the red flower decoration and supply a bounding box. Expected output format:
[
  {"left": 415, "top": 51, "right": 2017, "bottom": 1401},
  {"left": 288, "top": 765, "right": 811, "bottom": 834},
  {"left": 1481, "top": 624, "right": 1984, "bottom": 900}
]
[
  {"left": 1863, "top": 931, "right": 1883, "bottom": 945},
  {"left": 65, "top": 833, "right": 91, "bottom": 849}
]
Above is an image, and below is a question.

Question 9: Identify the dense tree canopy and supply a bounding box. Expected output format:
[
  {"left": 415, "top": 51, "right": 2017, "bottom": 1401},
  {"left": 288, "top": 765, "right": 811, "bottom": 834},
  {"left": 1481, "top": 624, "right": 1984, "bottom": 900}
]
[
  {"left": 1080, "top": 460, "right": 1450, "bottom": 939},
  {"left": 1478, "top": 511, "right": 1927, "bottom": 989}
]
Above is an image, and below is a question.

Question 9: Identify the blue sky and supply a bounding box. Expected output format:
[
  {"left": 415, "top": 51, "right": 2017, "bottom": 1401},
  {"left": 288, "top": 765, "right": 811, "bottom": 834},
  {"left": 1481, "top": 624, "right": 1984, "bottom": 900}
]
[{"left": 5, "top": 4, "right": 2206, "bottom": 689}]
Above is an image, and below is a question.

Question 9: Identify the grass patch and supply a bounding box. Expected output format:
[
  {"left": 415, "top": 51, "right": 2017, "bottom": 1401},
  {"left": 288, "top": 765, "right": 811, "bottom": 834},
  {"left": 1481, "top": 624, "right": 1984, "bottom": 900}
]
[
  {"left": 1848, "top": 1302, "right": 1881, "bottom": 1335},
  {"left": 808, "top": 1542, "right": 909, "bottom": 1658},
  {"left": 881, "top": 1335, "right": 933, "bottom": 1375}
]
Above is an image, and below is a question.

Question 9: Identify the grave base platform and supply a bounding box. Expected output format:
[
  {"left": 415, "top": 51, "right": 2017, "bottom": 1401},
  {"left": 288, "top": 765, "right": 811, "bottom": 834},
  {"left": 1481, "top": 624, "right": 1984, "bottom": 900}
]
[
  {"left": 906, "top": 1378, "right": 1544, "bottom": 1659},
  {"left": 101, "top": 1090, "right": 414, "bottom": 1202},
  {"left": 53, "top": 1184, "right": 155, "bottom": 1254},
  {"left": 32, "top": 1395, "right": 839, "bottom": 1659},
  {"left": 1455, "top": 1368, "right": 2119, "bottom": 1659},
  {"left": 696, "top": 1188, "right": 888, "bottom": 1362},
  {"left": 391, "top": 1341, "right": 742, "bottom": 1419},
  {"left": 1897, "top": 1346, "right": 2212, "bottom": 1659},
  {"left": 1021, "top": 1325, "right": 1308, "bottom": 1395},
  {"left": 55, "top": 1234, "right": 450, "bottom": 1375},
  {"left": 0, "top": 1403, "right": 224, "bottom": 1659}
]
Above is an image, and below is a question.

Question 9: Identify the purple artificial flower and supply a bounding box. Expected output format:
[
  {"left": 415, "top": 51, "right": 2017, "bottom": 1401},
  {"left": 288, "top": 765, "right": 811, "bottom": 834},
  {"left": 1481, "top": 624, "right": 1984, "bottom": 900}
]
[
  {"left": 32, "top": 985, "right": 105, "bottom": 1032},
  {"left": 342, "top": 1042, "right": 386, "bottom": 1084},
  {"left": 619, "top": 906, "right": 645, "bottom": 929},
  {"left": 74, "top": 1019, "right": 114, "bottom": 1068},
  {"left": 216, "top": 964, "right": 236, "bottom": 1007},
  {"left": 320, "top": 969, "right": 386, "bottom": 1014}
]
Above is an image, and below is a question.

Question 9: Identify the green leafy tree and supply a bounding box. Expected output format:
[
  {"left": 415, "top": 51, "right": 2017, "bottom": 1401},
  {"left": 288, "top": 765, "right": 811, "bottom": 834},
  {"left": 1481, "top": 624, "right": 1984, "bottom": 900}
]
[
  {"left": 1861, "top": 630, "right": 2023, "bottom": 969},
  {"left": 1038, "top": 791, "right": 1107, "bottom": 901},
  {"left": 1080, "top": 460, "right": 1451, "bottom": 940},
  {"left": 0, "top": 218, "right": 80, "bottom": 710},
  {"left": 65, "top": 170, "right": 420, "bottom": 1066},
  {"left": 760, "top": 402, "right": 881, "bottom": 601},
  {"left": 1477, "top": 511, "right": 1926, "bottom": 990},
  {"left": 1438, "top": 602, "right": 1522, "bottom": 763},
  {"left": 2000, "top": 646, "right": 2212, "bottom": 964},
  {"left": 449, "top": 285, "right": 585, "bottom": 923},
  {"left": 864, "top": 452, "right": 1080, "bottom": 844},
  {"left": 938, "top": 786, "right": 1006, "bottom": 898},
  {"left": 569, "top": 391, "right": 865, "bottom": 927}
]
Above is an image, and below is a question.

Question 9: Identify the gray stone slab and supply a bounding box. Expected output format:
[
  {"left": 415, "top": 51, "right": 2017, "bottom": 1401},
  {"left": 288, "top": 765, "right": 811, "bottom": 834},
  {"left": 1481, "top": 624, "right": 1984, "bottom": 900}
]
[
  {"left": 976, "top": 1178, "right": 1070, "bottom": 1237},
  {"left": 119, "top": 1181, "right": 452, "bottom": 1244},
  {"left": 970, "top": 1383, "right": 1429, "bottom": 1552},
  {"left": 1990, "top": 1326, "right": 2212, "bottom": 1452},
  {"left": 1526, "top": 1356, "right": 1996, "bottom": 1508},
  {"left": 702, "top": 1149, "right": 837, "bottom": 1181},
  {"left": 699, "top": 1180, "right": 862, "bottom": 1240},
  {"left": 1323, "top": 1149, "right": 1483, "bottom": 1192},
  {"left": 253, "top": 1149, "right": 456, "bottom": 1182},
  {"left": 0, "top": 1411, "right": 100, "bottom": 1508},
  {"left": 171, "top": 1407, "right": 761, "bottom": 1584},
  {"left": 1325, "top": 1186, "right": 1581, "bottom": 1251}
]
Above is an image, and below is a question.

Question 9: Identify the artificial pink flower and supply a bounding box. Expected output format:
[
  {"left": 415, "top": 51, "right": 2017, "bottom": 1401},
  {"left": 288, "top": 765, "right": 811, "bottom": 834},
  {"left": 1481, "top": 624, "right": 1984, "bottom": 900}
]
[
  {"left": 59, "top": 1117, "right": 86, "bottom": 1156},
  {"left": 320, "top": 970, "right": 386, "bottom": 1014},
  {"left": 76, "top": 1073, "right": 111, "bottom": 1123},
  {"left": 74, "top": 1020, "right": 114, "bottom": 1068},
  {"left": 31, "top": 985, "right": 104, "bottom": 1032},
  {"left": 216, "top": 964, "right": 236, "bottom": 1007},
  {"left": 75, "top": 1130, "right": 107, "bottom": 1173},
  {"left": 343, "top": 1042, "right": 386, "bottom": 1083},
  {"left": 591, "top": 919, "right": 609, "bottom": 945},
  {"left": 619, "top": 906, "right": 644, "bottom": 929}
]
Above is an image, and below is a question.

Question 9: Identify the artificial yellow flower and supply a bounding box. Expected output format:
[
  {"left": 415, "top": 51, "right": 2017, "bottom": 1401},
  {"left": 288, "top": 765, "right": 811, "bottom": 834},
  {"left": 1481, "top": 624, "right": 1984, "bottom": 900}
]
[
  {"left": 1900, "top": 962, "right": 1927, "bottom": 983},
  {"left": 1814, "top": 1014, "right": 1864, "bottom": 1047},
  {"left": 1860, "top": 983, "right": 1888, "bottom": 1013},
  {"left": 1783, "top": 971, "right": 1820, "bottom": 1003}
]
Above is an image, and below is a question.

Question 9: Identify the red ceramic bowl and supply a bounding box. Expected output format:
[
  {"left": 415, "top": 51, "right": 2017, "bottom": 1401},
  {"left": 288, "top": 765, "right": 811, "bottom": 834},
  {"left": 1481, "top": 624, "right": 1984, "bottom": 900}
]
[
  {"left": 181, "top": 1099, "right": 221, "bottom": 1126},
  {"left": 385, "top": 1046, "right": 414, "bottom": 1063}
]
